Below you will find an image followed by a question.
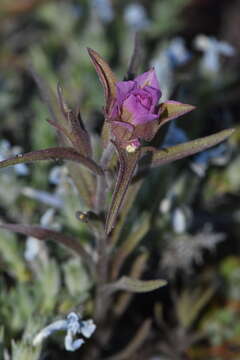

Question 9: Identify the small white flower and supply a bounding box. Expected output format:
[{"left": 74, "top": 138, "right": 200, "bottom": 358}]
[{"left": 33, "top": 312, "right": 96, "bottom": 352}]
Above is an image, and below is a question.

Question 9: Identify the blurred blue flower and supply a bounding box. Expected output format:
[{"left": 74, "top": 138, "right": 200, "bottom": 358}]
[
  {"left": 91, "top": 0, "right": 114, "bottom": 23},
  {"left": 152, "top": 37, "right": 191, "bottom": 101},
  {"left": 162, "top": 121, "right": 188, "bottom": 148},
  {"left": 194, "top": 143, "right": 227, "bottom": 165},
  {"left": 166, "top": 37, "right": 192, "bottom": 67},
  {"left": 124, "top": 3, "right": 149, "bottom": 30},
  {"left": 194, "top": 35, "right": 235, "bottom": 75},
  {"left": 33, "top": 312, "right": 96, "bottom": 352}
]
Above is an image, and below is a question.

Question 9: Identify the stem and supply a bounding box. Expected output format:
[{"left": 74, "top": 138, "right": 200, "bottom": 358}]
[
  {"left": 95, "top": 143, "right": 114, "bottom": 213},
  {"left": 94, "top": 143, "right": 114, "bottom": 322}
]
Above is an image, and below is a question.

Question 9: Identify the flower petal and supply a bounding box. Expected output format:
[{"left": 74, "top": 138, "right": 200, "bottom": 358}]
[
  {"left": 116, "top": 81, "right": 137, "bottom": 103},
  {"left": 135, "top": 68, "right": 160, "bottom": 92},
  {"left": 122, "top": 94, "right": 150, "bottom": 124},
  {"left": 143, "top": 85, "right": 161, "bottom": 109},
  {"left": 134, "top": 113, "right": 159, "bottom": 125}
]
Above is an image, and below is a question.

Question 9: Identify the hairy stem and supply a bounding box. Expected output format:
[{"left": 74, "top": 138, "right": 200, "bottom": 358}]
[
  {"left": 94, "top": 143, "right": 114, "bottom": 322},
  {"left": 95, "top": 143, "right": 114, "bottom": 213}
]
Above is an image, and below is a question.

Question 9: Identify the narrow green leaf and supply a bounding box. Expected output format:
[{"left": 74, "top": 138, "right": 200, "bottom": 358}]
[
  {"left": 0, "top": 147, "right": 103, "bottom": 176},
  {"left": 105, "top": 144, "right": 140, "bottom": 235},
  {"left": 149, "top": 128, "right": 235, "bottom": 168},
  {"left": 114, "top": 253, "right": 149, "bottom": 316},
  {"left": 104, "top": 276, "right": 167, "bottom": 295},
  {"left": 177, "top": 287, "right": 215, "bottom": 329}
]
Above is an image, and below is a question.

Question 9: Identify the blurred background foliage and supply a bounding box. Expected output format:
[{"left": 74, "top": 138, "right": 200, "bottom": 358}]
[{"left": 0, "top": 0, "right": 240, "bottom": 359}]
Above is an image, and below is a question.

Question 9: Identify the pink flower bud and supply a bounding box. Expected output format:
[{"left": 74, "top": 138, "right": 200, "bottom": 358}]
[{"left": 109, "top": 69, "right": 161, "bottom": 149}]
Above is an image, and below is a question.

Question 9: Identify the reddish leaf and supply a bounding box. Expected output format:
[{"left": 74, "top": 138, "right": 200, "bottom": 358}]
[
  {"left": 57, "top": 84, "right": 92, "bottom": 156},
  {"left": 87, "top": 48, "right": 117, "bottom": 112},
  {"left": 0, "top": 223, "right": 94, "bottom": 271},
  {"left": 0, "top": 147, "right": 103, "bottom": 176}
]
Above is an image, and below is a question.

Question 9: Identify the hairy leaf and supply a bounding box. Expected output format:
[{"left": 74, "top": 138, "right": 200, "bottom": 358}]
[
  {"left": 147, "top": 128, "right": 235, "bottom": 168},
  {"left": 0, "top": 223, "right": 94, "bottom": 273},
  {"left": 57, "top": 84, "right": 92, "bottom": 156},
  {"left": 0, "top": 147, "right": 103, "bottom": 176},
  {"left": 105, "top": 144, "right": 140, "bottom": 235},
  {"left": 87, "top": 48, "right": 117, "bottom": 112}
]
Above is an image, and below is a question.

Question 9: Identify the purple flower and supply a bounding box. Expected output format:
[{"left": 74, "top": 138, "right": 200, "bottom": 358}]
[
  {"left": 88, "top": 48, "right": 195, "bottom": 151},
  {"left": 109, "top": 69, "right": 162, "bottom": 150},
  {"left": 113, "top": 69, "right": 161, "bottom": 125}
]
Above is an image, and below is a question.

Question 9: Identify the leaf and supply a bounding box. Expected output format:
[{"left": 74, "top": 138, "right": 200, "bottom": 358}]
[
  {"left": 29, "top": 68, "right": 92, "bottom": 156},
  {"left": 111, "top": 214, "right": 150, "bottom": 280},
  {"left": 147, "top": 128, "right": 235, "bottom": 168},
  {"left": 0, "top": 147, "right": 103, "bottom": 176},
  {"left": 0, "top": 223, "right": 94, "bottom": 273},
  {"left": 67, "top": 163, "right": 96, "bottom": 208},
  {"left": 176, "top": 287, "right": 215, "bottom": 329},
  {"left": 87, "top": 48, "right": 117, "bottom": 112},
  {"left": 114, "top": 253, "right": 149, "bottom": 317},
  {"left": 56, "top": 84, "right": 92, "bottom": 156},
  {"left": 105, "top": 144, "right": 140, "bottom": 235},
  {"left": 104, "top": 276, "right": 167, "bottom": 295},
  {"left": 158, "top": 100, "right": 195, "bottom": 128}
]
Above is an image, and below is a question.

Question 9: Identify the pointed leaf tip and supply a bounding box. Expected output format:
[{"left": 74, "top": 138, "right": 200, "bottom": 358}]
[
  {"left": 87, "top": 48, "right": 117, "bottom": 111},
  {"left": 150, "top": 128, "right": 235, "bottom": 168},
  {"left": 104, "top": 276, "right": 167, "bottom": 295},
  {"left": 159, "top": 100, "right": 196, "bottom": 128}
]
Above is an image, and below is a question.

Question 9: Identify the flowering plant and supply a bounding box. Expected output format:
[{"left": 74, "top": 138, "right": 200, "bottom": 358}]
[{"left": 0, "top": 46, "right": 234, "bottom": 358}]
